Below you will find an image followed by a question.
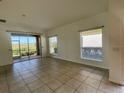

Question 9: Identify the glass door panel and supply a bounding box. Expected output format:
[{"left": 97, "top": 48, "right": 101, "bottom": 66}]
[
  {"left": 29, "top": 36, "right": 37, "bottom": 57},
  {"left": 20, "top": 36, "right": 29, "bottom": 58},
  {"left": 12, "top": 41, "right": 20, "bottom": 59}
]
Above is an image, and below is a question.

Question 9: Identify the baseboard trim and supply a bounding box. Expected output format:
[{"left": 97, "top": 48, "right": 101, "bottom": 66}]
[{"left": 51, "top": 56, "right": 108, "bottom": 70}]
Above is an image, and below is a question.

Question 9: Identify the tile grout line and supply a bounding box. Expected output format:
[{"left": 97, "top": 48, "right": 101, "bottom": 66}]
[
  {"left": 73, "top": 75, "right": 89, "bottom": 93},
  {"left": 18, "top": 66, "right": 34, "bottom": 93},
  {"left": 4, "top": 66, "right": 12, "bottom": 93},
  {"left": 29, "top": 67, "right": 56, "bottom": 93},
  {"left": 96, "top": 72, "right": 106, "bottom": 93}
]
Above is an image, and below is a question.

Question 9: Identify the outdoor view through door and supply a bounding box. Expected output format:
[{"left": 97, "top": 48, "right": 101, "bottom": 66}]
[{"left": 11, "top": 34, "right": 40, "bottom": 61}]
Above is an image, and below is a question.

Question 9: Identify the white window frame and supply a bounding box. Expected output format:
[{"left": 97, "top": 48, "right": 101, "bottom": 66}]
[{"left": 80, "top": 27, "right": 104, "bottom": 62}]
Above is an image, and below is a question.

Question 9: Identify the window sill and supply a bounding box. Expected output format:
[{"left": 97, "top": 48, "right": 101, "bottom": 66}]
[
  {"left": 50, "top": 53, "right": 58, "bottom": 56},
  {"left": 81, "top": 57, "right": 103, "bottom": 62}
]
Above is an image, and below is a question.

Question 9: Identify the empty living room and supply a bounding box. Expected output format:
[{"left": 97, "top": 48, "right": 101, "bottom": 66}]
[{"left": 0, "top": 0, "right": 124, "bottom": 93}]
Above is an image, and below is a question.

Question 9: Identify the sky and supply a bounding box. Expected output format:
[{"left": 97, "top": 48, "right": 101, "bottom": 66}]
[
  {"left": 12, "top": 36, "right": 36, "bottom": 44},
  {"left": 82, "top": 34, "right": 102, "bottom": 47}
]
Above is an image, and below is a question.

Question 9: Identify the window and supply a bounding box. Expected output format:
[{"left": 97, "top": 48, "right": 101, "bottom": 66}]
[
  {"left": 48, "top": 36, "right": 58, "bottom": 55},
  {"left": 80, "top": 28, "right": 103, "bottom": 61}
]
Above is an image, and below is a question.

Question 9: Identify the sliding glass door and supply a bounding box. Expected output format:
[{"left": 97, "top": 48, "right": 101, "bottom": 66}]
[
  {"left": 12, "top": 36, "right": 20, "bottom": 59},
  {"left": 11, "top": 34, "right": 40, "bottom": 61},
  {"left": 20, "top": 36, "right": 29, "bottom": 58},
  {"left": 29, "top": 36, "right": 37, "bottom": 57},
  {"left": 12, "top": 40, "right": 20, "bottom": 59}
]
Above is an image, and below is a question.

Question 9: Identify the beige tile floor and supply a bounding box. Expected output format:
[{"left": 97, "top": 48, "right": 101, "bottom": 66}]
[{"left": 0, "top": 58, "right": 123, "bottom": 93}]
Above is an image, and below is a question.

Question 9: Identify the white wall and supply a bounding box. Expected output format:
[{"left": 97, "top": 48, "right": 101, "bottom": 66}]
[
  {"left": 0, "top": 30, "right": 13, "bottom": 66},
  {"left": 46, "top": 12, "right": 109, "bottom": 69},
  {"left": 0, "top": 24, "right": 44, "bottom": 66},
  {"left": 41, "top": 33, "right": 47, "bottom": 57},
  {"left": 108, "top": 0, "right": 124, "bottom": 85}
]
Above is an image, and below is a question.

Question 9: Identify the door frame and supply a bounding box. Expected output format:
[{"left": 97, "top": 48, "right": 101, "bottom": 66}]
[{"left": 11, "top": 34, "right": 41, "bottom": 61}]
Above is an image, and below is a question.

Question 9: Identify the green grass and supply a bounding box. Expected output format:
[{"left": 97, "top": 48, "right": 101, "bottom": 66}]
[{"left": 12, "top": 44, "right": 37, "bottom": 57}]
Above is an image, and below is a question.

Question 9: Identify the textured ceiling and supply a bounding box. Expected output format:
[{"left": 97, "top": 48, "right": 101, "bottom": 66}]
[{"left": 0, "top": 0, "right": 108, "bottom": 31}]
